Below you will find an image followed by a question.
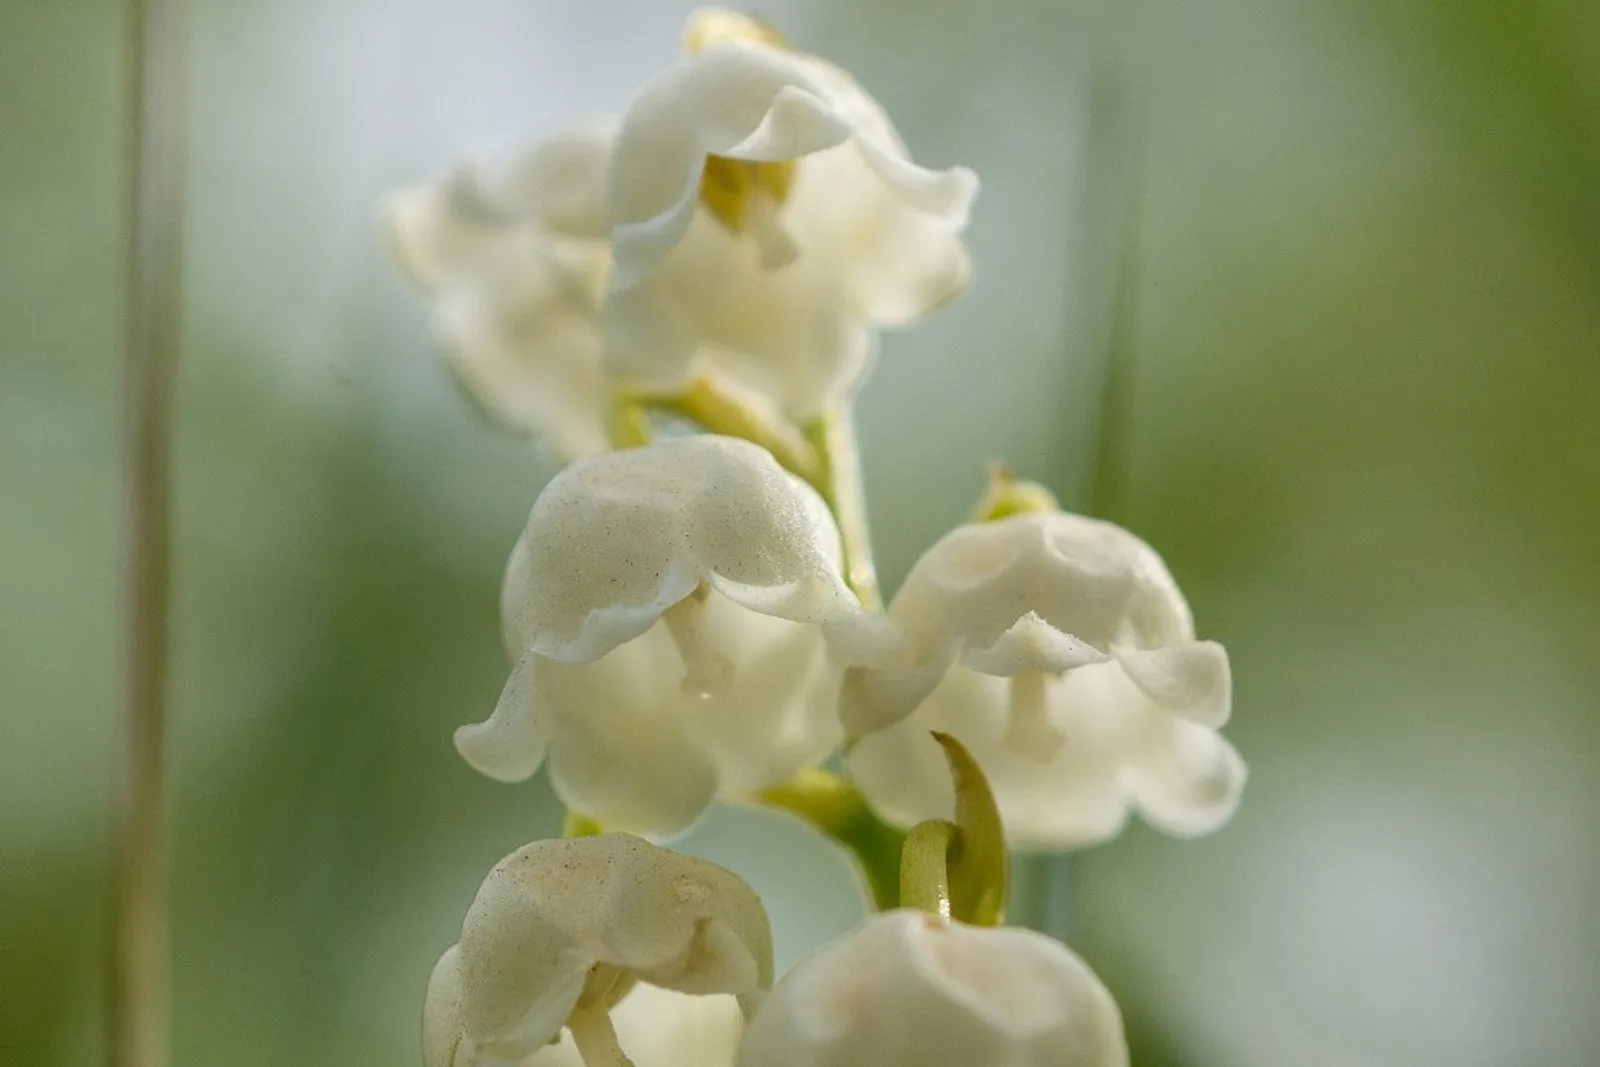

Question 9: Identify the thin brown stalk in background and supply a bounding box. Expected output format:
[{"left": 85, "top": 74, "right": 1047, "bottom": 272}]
[{"left": 111, "top": 0, "right": 187, "bottom": 1064}]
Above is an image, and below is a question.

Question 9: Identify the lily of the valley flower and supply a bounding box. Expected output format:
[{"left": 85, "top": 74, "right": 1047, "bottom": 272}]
[
  {"left": 516, "top": 986, "right": 742, "bottom": 1067},
  {"left": 424, "top": 834, "right": 768, "bottom": 1067},
  {"left": 843, "top": 511, "right": 1245, "bottom": 850},
  {"left": 386, "top": 121, "right": 616, "bottom": 458},
  {"left": 602, "top": 8, "right": 979, "bottom": 419},
  {"left": 737, "top": 909, "right": 1127, "bottom": 1067},
  {"left": 457, "top": 435, "right": 896, "bottom": 837}
]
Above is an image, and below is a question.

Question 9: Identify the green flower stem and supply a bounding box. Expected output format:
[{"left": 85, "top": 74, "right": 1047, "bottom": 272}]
[
  {"left": 632, "top": 375, "right": 819, "bottom": 479},
  {"left": 112, "top": 0, "right": 187, "bottom": 1064},
  {"left": 933, "top": 732, "right": 1009, "bottom": 926},
  {"left": 898, "top": 819, "right": 956, "bottom": 919},
  {"left": 758, "top": 767, "right": 904, "bottom": 911},
  {"left": 606, "top": 393, "right": 654, "bottom": 449},
  {"left": 562, "top": 810, "right": 604, "bottom": 838},
  {"left": 897, "top": 734, "right": 1011, "bottom": 927},
  {"left": 800, "top": 407, "right": 882, "bottom": 611}
]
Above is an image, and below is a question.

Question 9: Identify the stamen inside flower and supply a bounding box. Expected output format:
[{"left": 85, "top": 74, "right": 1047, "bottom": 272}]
[
  {"left": 662, "top": 585, "right": 735, "bottom": 698},
  {"left": 699, "top": 156, "right": 799, "bottom": 269},
  {"left": 683, "top": 9, "right": 802, "bottom": 267},
  {"left": 577, "top": 963, "right": 637, "bottom": 1013},
  {"left": 558, "top": 964, "right": 640, "bottom": 1067},
  {"left": 1004, "top": 672, "right": 1064, "bottom": 760},
  {"left": 565, "top": 1000, "right": 634, "bottom": 1067}
]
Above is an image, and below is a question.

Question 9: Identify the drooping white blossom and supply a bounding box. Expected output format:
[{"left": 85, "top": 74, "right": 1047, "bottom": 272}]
[
  {"left": 386, "top": 121, "right": 615, "bottom": 458},
  {"left": 428, "top": 978, "right": 742, "bottom": 1067},
  {"left": 737, "top": 909, "right": 1128, "bottom": 1067},
  {"left": 602, "top": 8, "right": 979, "bottom": 418},
  {"left": 843, "top": 511, "right": 1245, "bottom": 850},
  {"left": 457, "top": 435, "right": 896, "bottom": 837},
  {"left": 424, "top": 834, "right": 769, "bottom": 1067}
]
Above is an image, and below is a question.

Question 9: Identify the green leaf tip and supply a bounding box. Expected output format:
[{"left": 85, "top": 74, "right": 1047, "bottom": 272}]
[{"left": 898, "top": 732, "right": 1009, "bottom": 925}]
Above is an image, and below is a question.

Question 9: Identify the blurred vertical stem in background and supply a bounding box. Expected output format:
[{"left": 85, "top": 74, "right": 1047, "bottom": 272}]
[
  {"left": 111, "top": 0, "right": 186, "bottom": 1064},
  {"left": 1083, "top": 63, "right": 1144, "bottom": 530}
]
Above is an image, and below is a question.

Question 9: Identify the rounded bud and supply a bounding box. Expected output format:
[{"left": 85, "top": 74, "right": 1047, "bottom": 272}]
[{"left": 738, "top": 910, "right": 1127, "bottom": 1067}]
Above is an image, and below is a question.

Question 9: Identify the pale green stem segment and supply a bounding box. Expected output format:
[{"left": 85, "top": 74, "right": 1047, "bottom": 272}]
[
  {"left": 606, "top": 393, "right": 653, "bottom": 449},
  {"left": 113, "top": 0, "right": 186, "bottom": 1064},
  {"left": 900, "top": 733, "right": 1009, "bottom": 926},
  {"left": 758, "top": 767, "right": 904, "bottom": 911},
  {"left": 801, "top": 407, "right": 882, "bottom": 611},
  {"left": 562, "top": 810, "right": 605, "bottom": 839},
  {"left": 970, "top": 462, "right": 1059, "bottom": 523},
  {"left": 898, "top": 819, "right": 956, "bottom": 919},
  {"left": 632, "top": 374, "right": 819, "bottom": 479}
]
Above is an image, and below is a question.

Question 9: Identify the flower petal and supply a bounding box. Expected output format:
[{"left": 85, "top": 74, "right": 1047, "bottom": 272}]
[
  {"left": 601, "top": 39, "right": 976, "bottom": 415},
  {"left": 423, "top": 946, "right": 471, "bottom": 1067},
  {"left": 491, "top": 119, "right": 617, "bottom": 240},
  {"left": 385, "top": 123, "right": 617, "bottom": 456},
  {"left": 388, "top": 121, "right": 613, "bottom": 295},
  {"left": 502, "top": 436, "right": 858, "bottom": 663},
  {"left": 454, "top": 655, "right": 548, "bottom": 784},
  {"left": 431, "top": 250, "right": 611, "bottom": 458},
  {"left": 606, "top": 45, "right": 850, "bottom": 289},
  {"left": 540, "top": 653, "right": 721, "bottom": 839},
  {"left": 453, "top": 835, "right": 772, "bottom": 1061},
  {"left": 838, "top": 654, "right": 952, "bottom": 737},
  {"left": 737, "top": 910, "right": 1127, "bottom": 1067},
  {"left": 1122, "top": 711, "right": 1247, "bottom": 837},
  {"left": 529, "top": 985, "right": 744, "bottom": 1067},
  {"left": 847, "top": 667, "right": 1134, "bottom": 851},
  {"left": 960, "top": 613, "right": 1111, "bottom": 676},
  {"left": 684, "top": 601, "right": 843, "bottom": 794},
  {"left": 1113, "top": 640, "right": 1231, "bottom": 728},
  {"left": 532, "top": 602, "right": 844, "bottom": 837},
  {"left": 602, "top": 219, "right": 878, "bottom": 413}
]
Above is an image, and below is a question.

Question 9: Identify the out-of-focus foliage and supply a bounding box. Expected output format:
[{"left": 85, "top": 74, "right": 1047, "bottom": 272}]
[{"left": 1, "top": 1, "right": 1595, "bottom": 1065}]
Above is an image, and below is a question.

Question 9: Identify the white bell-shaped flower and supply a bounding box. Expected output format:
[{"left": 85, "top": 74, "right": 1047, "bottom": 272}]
[
  {"left": 386, "top": 121, "right": 615, "bottom": 458},
  {"left": 457, "top": 435, "right": 893, "bottom": 837},
  {"left": 737, "top": 910, "right": 1127, "bottom": 1067},
  {"left": 602, "top": 8, "right": 979, "bottom": 418},
  {"left": 527, "top": 985, "right": 744, "bottom": 1067},
  {"left": 424, "top": 834, "right": 769, "bottom": 1067},
  {"left": 427, "top": 981, "right": 740, "bottom": 1067},
  {"left": 843, "top": 512, "right": 1245, "bottom": 850}
]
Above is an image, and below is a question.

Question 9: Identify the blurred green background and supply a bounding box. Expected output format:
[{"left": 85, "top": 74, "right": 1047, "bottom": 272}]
[{"left": 3, "top": 0, "right": 1597, "bottom": 1064}]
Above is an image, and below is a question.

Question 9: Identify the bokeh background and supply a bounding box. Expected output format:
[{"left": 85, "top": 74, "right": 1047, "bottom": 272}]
[{"left": 4, "top": 0, "right": 1598, "bottom": 1064}]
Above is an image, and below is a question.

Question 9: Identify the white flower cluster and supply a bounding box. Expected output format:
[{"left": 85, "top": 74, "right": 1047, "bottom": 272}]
[
  {"left": 389, "top": 6, "right": 974, "bottom": 462},
  {"left": 426, "top": 835, "right": 1124, "bottom": 1067},
  {"left": 391, "top": 9, "right": 1245, "bottom": 1066}
]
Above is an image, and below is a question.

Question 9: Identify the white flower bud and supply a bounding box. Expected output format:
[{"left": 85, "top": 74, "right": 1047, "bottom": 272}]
[
  {"left": 844, "top": 512, "right": 1244, "bottom": 849},
  {"left": 738, "top": 910, "right": 1127, "bottom": 1067},
  {"left": 424, "top": 834, "right": 769, "bottom": 1067},
  {"left": 385, "top": 121, "right": 615, "bottom": 458},
  {"left": 429, "top": 956, "right": 742, "bottom": 1067},
  {"left": 456, "top": 435, "right": 893, "bottom": 837},
  {"left": 602, "top": 9, "right": 979, "bottom": 418}
]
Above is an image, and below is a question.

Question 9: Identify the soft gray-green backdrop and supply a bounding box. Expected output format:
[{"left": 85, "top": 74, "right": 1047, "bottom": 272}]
[{"left": 3, "top": 1, "right": 1597, "bottom": 1064}]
